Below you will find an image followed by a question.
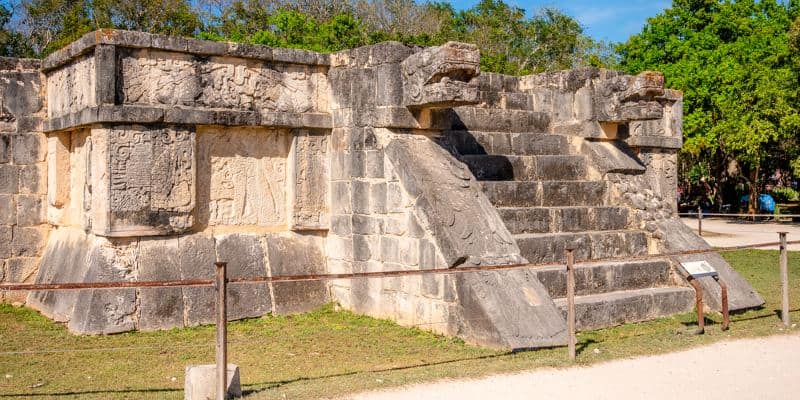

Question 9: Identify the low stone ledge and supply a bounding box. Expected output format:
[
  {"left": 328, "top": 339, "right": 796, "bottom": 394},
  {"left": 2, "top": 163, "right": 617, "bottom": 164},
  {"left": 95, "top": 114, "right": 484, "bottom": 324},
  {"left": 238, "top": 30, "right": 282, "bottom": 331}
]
[
  {"left": 43, "top": 105, "right": 332, "bottom": 132},
  {"left": 626, "top": 135, "right": 683, "bottom": 149},
  {"left": 42, "top": 29, "right": 330, "bottom": 72}
]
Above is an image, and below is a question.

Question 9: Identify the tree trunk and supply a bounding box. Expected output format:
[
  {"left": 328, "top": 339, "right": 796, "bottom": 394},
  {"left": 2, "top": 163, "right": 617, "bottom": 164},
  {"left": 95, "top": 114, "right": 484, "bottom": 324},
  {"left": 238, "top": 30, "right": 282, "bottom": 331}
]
[{"left": 748, "top": 164, "right": 760, "bottom": 219}]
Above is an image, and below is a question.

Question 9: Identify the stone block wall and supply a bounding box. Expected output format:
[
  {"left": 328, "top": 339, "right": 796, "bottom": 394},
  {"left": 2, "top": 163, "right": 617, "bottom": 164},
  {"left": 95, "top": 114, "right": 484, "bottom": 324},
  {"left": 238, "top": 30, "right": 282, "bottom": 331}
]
[
  {"left": 0, "top": 58, "right": 49, "bottom": 302},
  {"left": 0, "top": 31, "right": 762, "bottom": 349}
]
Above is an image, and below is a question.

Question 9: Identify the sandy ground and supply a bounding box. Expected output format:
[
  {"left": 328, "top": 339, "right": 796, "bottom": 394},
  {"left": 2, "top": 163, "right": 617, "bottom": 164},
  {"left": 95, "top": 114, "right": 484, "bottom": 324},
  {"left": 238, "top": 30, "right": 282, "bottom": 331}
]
[
  {"left": 680, "top": 217, "right": 800, "bottom": 250},
  {"left": 348, "top": 334, "right": 800, "bottom": 400}
]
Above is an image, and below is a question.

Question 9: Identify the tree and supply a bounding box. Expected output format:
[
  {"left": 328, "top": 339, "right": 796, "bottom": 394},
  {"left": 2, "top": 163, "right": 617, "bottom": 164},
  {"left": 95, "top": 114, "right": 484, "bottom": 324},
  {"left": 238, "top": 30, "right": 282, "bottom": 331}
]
[
  {"left": 93, "top": 0, "right": 201, "bottom": 36},
  {"left": 22, "top": 0, "right": 201, "bottom": 56},
  {"left": 0, "top": 4, "right": 33, "bottom": 57},
  {"left": 619, "top": 0, "right": 800, "bottom": 212},
  {"left": 23, "top": 0, "right": 94, "bottom": 56}
]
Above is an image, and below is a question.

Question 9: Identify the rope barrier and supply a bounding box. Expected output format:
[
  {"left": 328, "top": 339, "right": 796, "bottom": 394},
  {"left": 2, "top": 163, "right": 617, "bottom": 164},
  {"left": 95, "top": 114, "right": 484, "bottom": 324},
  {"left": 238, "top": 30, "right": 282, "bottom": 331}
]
[
  {"left": 2, "top": 240, "right": 798, "bottom": 292},
  {"left": 678, "top": 212, "right": 800, "bottom": 218}
]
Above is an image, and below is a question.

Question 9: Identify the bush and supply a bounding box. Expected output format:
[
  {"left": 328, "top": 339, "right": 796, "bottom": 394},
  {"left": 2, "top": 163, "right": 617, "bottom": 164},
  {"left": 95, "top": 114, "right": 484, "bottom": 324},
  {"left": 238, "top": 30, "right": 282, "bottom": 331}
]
[{"left": 770, "top": 186, "right": 799, "bottom": 202}]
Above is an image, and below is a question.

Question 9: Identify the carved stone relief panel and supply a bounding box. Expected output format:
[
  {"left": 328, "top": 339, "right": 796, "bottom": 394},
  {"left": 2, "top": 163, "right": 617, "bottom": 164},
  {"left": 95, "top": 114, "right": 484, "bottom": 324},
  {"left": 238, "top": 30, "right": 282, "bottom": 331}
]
[
  {"left": 92, "top": 124, "right": 195, "bottom": 236},
  {"left": 46, "top": 55, "right": 96, "bottom": 118},
  {"left": 195, "top": 126, "right": 290, "bottom": 227},
  {"left": 118, "top": 49, "right": 328, "bottom": 114},
  {"left": 287, "top": 130, "right": 329, "bottom": 230}
]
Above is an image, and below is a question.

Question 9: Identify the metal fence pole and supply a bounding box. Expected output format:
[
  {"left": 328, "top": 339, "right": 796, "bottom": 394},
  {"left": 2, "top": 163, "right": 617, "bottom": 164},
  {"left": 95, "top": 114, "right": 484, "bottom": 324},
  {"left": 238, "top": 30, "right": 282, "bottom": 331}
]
[
  {"left": 697, "top": 206, "right": 703, "bottom": 236},
  {"left": 779, "top": 232, "right": 790, "bottom": 327},
  {"left": 215, "top": 262, "right": 228, "bottom": 400},
  {"left": 687, "top": 276, "right": 705, "bottom": 334},
  {"left": 565, "top": 249, "right": 576, "bottom": 361}
]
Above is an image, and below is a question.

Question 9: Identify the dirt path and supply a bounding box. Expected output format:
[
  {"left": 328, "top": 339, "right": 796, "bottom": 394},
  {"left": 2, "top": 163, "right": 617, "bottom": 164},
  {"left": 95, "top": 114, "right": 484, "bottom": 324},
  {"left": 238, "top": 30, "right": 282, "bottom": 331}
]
[
  {"left": 347, "top": 334, "right": 800, "bottom": 400},
  {"left": 681, "top": 217, "right": 800, "bottom": 250}
]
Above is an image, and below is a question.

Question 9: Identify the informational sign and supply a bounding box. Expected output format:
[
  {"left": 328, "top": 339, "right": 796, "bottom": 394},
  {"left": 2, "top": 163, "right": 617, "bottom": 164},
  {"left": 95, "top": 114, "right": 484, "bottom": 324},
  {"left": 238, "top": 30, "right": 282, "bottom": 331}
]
[{"left": 681, "top": 260, "right": 718, "bottom": 278}]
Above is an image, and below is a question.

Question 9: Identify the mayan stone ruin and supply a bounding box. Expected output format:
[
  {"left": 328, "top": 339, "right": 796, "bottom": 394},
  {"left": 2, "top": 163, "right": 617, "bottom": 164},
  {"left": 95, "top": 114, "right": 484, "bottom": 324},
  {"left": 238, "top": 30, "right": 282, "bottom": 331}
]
[{"left": 0, "top": 30, "right": 764, "bottom": 349}]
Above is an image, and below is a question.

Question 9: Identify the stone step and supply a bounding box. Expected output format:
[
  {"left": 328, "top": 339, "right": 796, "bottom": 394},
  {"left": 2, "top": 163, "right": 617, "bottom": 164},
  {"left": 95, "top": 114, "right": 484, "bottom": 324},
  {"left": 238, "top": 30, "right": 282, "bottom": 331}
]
[
  {"left": 498, "top": 206, "right": 630, "bottom": 234},
  {"left": 462, "top": 155, "right": 587, "bottom": 181},
  {"left": 534, "top": 259, "right": 675, "bottom": 298},
  {"left": 514, "top": 230, "right": 649, "bottom": 264},
  {"left": 447, "top": 108, "right": 550, "bottom": 132},
  {"left": 481, "top": 181, "right": 607, "bottom": 207},
  {"left": 447, "top": 131, "right": 570, "bottom": 156},
  {"left": 553, "top": 287, "right": 696, "bottom": 331}
]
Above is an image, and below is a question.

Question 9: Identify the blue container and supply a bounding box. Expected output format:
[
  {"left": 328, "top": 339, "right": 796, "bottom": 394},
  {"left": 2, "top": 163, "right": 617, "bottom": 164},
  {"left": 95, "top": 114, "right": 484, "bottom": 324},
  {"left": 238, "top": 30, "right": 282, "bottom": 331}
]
[{"left": 758, "top": 194, "right": 775, "bottom": 213}]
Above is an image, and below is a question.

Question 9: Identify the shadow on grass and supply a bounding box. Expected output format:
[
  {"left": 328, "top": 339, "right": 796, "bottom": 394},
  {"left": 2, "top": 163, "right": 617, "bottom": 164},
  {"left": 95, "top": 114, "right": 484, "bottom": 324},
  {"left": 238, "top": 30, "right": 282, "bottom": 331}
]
[{"left": 575, "top": 339, "right": 598, "bottom": 356}]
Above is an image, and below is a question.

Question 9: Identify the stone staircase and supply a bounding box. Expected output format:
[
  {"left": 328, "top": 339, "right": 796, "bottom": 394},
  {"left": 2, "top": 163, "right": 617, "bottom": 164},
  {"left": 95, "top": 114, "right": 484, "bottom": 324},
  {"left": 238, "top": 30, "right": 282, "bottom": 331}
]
[{"left": 447, "top": 130, "right": 695, "bottom": 331}]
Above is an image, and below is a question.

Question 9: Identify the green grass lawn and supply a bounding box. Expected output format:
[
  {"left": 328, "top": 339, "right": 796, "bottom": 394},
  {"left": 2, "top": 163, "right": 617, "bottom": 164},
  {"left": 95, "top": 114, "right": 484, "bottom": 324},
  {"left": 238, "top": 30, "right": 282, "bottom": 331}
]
[{"left": 1, "top": 250, "right": 798, "bottom": 399}]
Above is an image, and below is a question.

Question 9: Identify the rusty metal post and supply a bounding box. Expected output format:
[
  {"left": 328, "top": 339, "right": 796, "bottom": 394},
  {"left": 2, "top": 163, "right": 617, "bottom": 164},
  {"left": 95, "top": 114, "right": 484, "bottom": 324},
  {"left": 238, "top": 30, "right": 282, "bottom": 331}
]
[
  {"left": 713, "top": 275, "right": 730, "bottom": 331},
  {"left": 687, "top": 276, "right": 704, "bottom": 334},
  {"left": 565, "top": 249, "right": 576, "bottom": 361},
  {"left": 779, "top": 232, "right": 790, "bottom": 327},
  {"left": 697, "top": 206, "right": 703, "bottom": 236},
  {"left": 215, "top": 262, "right": 228, "bottom": 400}
]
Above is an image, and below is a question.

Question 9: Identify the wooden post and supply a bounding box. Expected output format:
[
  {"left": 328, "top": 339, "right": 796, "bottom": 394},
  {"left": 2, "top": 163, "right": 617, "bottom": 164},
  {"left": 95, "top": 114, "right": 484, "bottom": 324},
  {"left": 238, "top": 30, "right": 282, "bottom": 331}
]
[
  {"left": 565, "top": 248, "right": 576, "bottom": 361},
  {"left": 697, "top": 206, "right": 703, "bottom": 236},
  {"left": 215, "top": 262, "right": 228, "bottom": 400},
  {"left": 779, "top": 232, "right": 790, "bottom": 327}
]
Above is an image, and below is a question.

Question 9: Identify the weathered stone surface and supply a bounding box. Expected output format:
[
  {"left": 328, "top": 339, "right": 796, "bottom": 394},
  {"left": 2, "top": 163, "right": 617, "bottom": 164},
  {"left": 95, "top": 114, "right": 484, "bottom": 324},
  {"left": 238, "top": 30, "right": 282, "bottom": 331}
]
[
  {"left": 288, "top": 130, "right": 330, "bottom": 230},
  {"left": 462, "top": 155, "right": 586, "bottom": 181},
  {"left": 47, "top": 133, "right": 70, "bottom": 207},
  {"left": 27, "top": 229, "right": 90, "bottom": 322},
  {"left": 215, "top": 234, "right": 273, "bottom": 320},
  {"left": 0, "top": 194, "right": 14, "bottom": 224},
  {"left": 536, "top": 259, "right": 675, "bottom": 298},
  {"left": 385, "top": 137, "right": 522, "bottom": 266},
  {"left": 553, "top": 287, "right": 695, "bottom": 331},
  {"left": 16, "top": 195, "right": 44, "bottom": 226},
  {"left": 195, "top": 126, "right": 290, "bottom": 227},
  {"left": 179, "top": 233, "right": 216, "bottom": 326},
  {"left": 46, "top": 54, "right": 96, "bottom": 119},
  {"left": 454, "top": 270, "right": 567, "bottom": 349},
  {"left": 266, "top": 234, "right": 329, "bottom": 314},
  {"left": 581, "top": 139, "right": 645, "bottom": 174},
  {"left": 0, "top": 225, "right": 10, "bottom": 258},
  {"left": 19, "top": 163, "right": 46, "bottom": 194},
  {"left": 0, "top": 135, "right": 9, "bottom": 163},
  {"left": 118, "top": 48, "right": 327, "bottom": 114},
  {"left": 515, "top": 230, "right": 647, "bottom": 264},
  {"left": 184, "top": 364, "right": 242, "bottom": 400},
  {"left": 11, "top": 226, "right": 47, "bottom": 256},
  {"left": 13, "top": 134, "right": 47, "bottom": 165},
  {"left": 137, "top": 238, "right": 184, "bottom": 330},
  {"left": 401, "top": 42, "right": 480, "bottom": 109},
  {"left": 0, "top": 164, "right": 18, "bottom": 193},
  {"left": 92, "top": 125, "right": 195, "bottom": 236},
  {"left": 67, "top": 237, "right": 137, "bottom": 334}
]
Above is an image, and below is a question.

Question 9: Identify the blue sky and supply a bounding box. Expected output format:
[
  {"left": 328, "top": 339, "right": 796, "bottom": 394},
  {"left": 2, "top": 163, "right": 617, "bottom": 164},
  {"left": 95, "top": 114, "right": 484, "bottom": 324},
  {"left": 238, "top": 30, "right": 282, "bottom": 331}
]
[{"left": 450, "top": 0, "right": 673, "bottom": 43}]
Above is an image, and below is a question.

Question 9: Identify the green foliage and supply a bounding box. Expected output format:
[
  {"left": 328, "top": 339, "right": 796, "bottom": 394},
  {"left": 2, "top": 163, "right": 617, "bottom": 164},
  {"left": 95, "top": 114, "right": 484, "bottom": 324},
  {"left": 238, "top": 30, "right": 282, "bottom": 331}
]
[
  {"left": 771, "top": 186, "right": 799, "bottom": 202},
  {"left": 7, "top": 0, "right": 613, "bottom": 73},
  {"left": 0, "top": 4, "right": 33, "bottom": 57},
  {"left": 619, "top": 0, "right": 800, "bottom": 198},
  {"left": 22, "top": 0, "right": 201, "bottom": 56},
  {"left": 247, "top": 10, "right": 367, "bottom": 52},
  {"left": 203, "top": 0, "right": 613, "bottom": 73}
]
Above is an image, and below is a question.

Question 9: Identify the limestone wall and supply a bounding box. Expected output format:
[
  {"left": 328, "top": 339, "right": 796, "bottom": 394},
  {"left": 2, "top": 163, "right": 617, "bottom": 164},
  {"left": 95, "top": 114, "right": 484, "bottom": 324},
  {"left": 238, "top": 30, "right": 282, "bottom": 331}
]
[
  {"left": 25, "top": 30, "right": 336, "bottom": 332},
  {"left": 1, "top": 31, "right": 762, "bottom": 348},
  {"left": 0, "top": 58, "right": 49, "bottom": 303}
]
